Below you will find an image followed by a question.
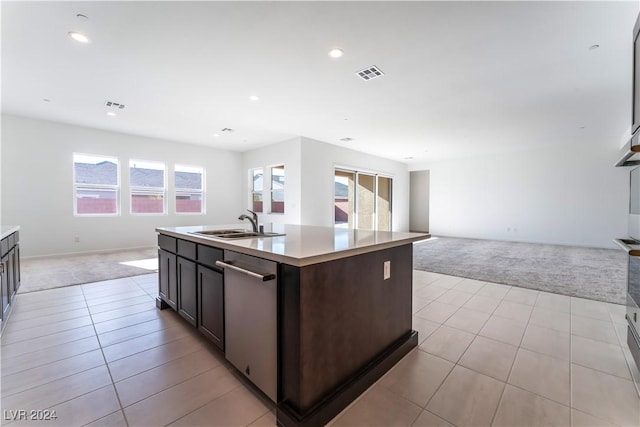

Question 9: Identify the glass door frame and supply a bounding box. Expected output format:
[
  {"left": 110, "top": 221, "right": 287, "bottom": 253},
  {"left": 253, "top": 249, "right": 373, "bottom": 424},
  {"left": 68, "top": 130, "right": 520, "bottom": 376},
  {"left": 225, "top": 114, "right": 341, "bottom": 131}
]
[{"left": 334, "top": 167, "right": 393, "bottom": 231}]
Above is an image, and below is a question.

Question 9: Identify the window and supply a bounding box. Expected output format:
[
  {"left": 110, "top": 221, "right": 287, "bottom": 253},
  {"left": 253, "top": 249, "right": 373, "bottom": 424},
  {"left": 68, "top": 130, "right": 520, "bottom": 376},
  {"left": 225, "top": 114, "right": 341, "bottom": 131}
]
[
  {"left": 130, "top": 160, "right": 165, "bottom": 214},
  {"left": 270, "top": 165, "right": 285, "bottom": 214},
  {"left": 334, "top": 170, "right": 354, "bottom": 227},
  {"left": 175, "top": 165, "right": 205, "bottom": 214},
  {"left": 73, "top": 153, "right": 119, "bottom": 215},
  {"left": 334, "top": 168, "right": 393, "bottom": 231},
  {"left": 251, "top": 168, "right": 263, "bottom": 213}
]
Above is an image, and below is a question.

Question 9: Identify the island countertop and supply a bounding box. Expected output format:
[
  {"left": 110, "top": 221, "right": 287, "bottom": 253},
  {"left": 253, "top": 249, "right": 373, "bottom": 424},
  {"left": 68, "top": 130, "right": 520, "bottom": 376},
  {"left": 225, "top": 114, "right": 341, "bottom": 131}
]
[
  {"left": 156, "top": 224, "right": 429, "bottom": 267},
  {"left": 1, "top": 226, "right": 20, "bottom": 240}
]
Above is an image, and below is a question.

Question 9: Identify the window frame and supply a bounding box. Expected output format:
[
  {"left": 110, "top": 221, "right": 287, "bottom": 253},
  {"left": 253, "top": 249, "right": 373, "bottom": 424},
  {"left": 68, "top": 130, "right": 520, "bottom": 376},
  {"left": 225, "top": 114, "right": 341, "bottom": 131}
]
[
  {"left": 129, "top": 159, "right": 167, "bottom": 216},
  {"left": 175, "top": 164, "right": 206, "bottom": 215},
  {"left": 73, "top": 153, "right": 121, "bottom": 217},
  {"left": 334, "top": 167, "right": 393, "bottom": 231},
  {"left": 250, "top": 167, "right": 264, "bottom": 213},
  {"left": 269, "top": 164, "right": 285, "bottom": 214}
]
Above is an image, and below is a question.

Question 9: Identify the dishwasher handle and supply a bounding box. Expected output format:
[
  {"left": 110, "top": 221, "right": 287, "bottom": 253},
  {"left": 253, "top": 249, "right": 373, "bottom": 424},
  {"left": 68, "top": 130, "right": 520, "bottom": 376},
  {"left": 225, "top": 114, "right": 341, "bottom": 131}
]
[{"left": 215, "top": 260, "right": 276, "bottom": 281}]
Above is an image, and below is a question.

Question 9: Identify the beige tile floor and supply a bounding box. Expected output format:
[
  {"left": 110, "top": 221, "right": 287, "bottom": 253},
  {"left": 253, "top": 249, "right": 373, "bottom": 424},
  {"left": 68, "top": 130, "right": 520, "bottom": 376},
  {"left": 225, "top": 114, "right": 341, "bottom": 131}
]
[{"left": 1, "top": 271, "right": 639, "bottom": 426}]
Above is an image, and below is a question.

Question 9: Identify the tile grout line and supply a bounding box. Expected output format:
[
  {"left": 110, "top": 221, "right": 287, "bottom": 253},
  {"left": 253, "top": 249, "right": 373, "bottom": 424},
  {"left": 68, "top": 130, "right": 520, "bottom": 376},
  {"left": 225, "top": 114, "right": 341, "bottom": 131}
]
[
  {"left": 160, "top": 381, "right": 247, "bottom": 427},
  {"left": 109, "top": 341, "right": 216, "bottom": 390},
  {"left": 100, "top": 324, "right": 202, "bottom": 366},
  {"left": 487, "top": 293, "right": 536, "bottom": 427},
  {"left": 3, "top": 309, "right": 92, "bottom": 335},
  {"left": 80, "top": 280, "right": 136, "bottom": 427},
  {"left": 610, "top": 309, "right": 640, "bottom": 399},
  {"left": 1, "top": 349, "right": 104, "bottom": 391},
  {"left": 1, "top": 318, "right": 96, "bottom": 347}
]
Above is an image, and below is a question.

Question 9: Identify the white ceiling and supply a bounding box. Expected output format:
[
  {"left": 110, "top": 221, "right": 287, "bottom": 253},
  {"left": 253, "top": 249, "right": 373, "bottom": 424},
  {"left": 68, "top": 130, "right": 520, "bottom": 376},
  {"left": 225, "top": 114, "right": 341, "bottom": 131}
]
[{"left": 2, "top": 1, "right": 638, "bottom": 164}]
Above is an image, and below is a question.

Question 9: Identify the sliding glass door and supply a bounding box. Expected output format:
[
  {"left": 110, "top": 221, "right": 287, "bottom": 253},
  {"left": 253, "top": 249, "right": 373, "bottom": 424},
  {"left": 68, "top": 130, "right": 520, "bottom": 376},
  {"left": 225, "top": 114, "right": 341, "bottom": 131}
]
[
  {"left": 334, "top": 169, "right": 392, "bottom": 231},
  {"left": 377, "top": 176, "right": 392, "bottom": 231}
]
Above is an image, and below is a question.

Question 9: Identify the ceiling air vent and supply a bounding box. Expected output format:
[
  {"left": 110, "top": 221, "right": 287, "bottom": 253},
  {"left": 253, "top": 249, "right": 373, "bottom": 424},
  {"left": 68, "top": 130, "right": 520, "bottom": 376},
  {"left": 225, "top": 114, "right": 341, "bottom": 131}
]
[
  {"left": 355, "top": 65, "right": 384, "bottom": 81},
  {"left": 104, "top": 101, "right": 125, "bottom": 109}
]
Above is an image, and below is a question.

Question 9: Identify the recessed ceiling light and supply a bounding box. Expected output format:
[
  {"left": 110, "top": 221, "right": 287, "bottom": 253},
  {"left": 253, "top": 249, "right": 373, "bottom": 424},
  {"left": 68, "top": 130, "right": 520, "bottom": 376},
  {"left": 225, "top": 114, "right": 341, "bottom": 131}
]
[
  {"left": 43, "top": 98, "right": 51, "bottom": 102},
  {"left": 249, "top": 95, "right": 260, "bottom": 101},
  {"left": 340, "top": 137, "right": 353, "bottom": 142},
  {"left": 76, "top": 13, "right": 89, "bottom": 20},
  {"left": 106, "top": 111, "right": 117, "bottom": 117},
  {"left": 404, "top": 156, "right": 414, "bottom": 160},
  {"left": 589, "top": 44, "right": 600, "bottom": 51},
  {"left": 220, "top": 128, "right": 234, "bottom": 132},
  {"left": 68, "top": 31, "right": 90, "bottom": 43},
  {"left": 328, "top": 48, "right": 344, "bottom": 58}
]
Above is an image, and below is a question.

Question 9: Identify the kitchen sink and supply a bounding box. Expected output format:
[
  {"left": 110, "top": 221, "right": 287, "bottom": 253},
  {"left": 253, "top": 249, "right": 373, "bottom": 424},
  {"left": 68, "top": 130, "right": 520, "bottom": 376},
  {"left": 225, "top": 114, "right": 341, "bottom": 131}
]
[
  {"left": 190, "top": 230, "right": 285, "bottom": 239},
  {"left": 194, "top": 229, "right": 246, "bottom": 236}
]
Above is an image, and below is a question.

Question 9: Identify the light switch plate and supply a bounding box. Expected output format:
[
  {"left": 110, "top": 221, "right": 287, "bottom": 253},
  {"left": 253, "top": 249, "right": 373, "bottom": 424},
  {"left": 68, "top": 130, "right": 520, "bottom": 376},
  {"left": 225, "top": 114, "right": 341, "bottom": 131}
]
[{"left": 384, "top": 261, "right": 391, "bottom": 280}]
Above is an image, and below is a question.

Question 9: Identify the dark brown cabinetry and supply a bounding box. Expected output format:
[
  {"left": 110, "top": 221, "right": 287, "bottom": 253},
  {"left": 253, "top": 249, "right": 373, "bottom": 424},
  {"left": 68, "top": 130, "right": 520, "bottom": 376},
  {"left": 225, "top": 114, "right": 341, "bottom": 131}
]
[
  {"left": 197, "top": 265, "right": 224, "bottom": 350},
  {"left": 177, "top": 256, "right": 197, "bottom": 326},
  {"left": 1, "top": 230, "right": 20, "bottom": 331},
  {"left": 158, "top": 249, "right": 177, "bottom": 310},
  {"left": 157, "top": 234, "right": 224, "bottom": 349},
  {"left": 1, "top": 252, "right": 9, "bottom": 321}
]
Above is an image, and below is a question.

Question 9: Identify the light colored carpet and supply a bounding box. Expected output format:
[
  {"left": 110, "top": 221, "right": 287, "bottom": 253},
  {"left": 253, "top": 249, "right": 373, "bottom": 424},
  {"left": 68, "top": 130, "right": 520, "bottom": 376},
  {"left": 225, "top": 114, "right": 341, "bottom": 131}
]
[
  {"left": 19, "top": 247, "right": 158, "bottom": 293},
  {"left": 413, "top": 237, "right": 627, "bottom": 304}
]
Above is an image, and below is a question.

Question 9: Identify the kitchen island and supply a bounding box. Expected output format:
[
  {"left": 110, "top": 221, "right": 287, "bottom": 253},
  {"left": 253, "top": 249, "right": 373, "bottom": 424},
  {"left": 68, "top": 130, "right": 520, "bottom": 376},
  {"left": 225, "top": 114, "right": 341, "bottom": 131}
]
[{"left": 156, "top": 224, "right": 428, "bottom": 426}]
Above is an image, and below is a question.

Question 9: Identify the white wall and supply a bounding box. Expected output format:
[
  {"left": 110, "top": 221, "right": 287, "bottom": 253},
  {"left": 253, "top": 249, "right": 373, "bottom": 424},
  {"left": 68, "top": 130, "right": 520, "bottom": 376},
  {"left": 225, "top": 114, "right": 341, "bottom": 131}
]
[
  {"left": 415, "top": 142, "right": 629, "bottom": 248},
  {"left": 410, "top": 170, "right": 430, "bottom": 232},
  {"left": 299, "top": 137, "right": 410, "bottom": 230},
  {"left": 241, "top": 137, "right": 302, "bottom": 225},
  {"left": 1, "top": 115, "right": 244, "bottom": 257},
  {"left": 241, "top": 137, "right": 411, "bottom": 231}
]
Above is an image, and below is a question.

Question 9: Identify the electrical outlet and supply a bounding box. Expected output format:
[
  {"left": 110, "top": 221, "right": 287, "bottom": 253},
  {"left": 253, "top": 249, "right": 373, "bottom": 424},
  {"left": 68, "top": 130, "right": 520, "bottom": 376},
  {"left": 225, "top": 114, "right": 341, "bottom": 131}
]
[
  {"left": 74, "top": 236, "right": 80, "bottom": 243},
  {"left": 384, "top": 261, "right": 391, "bottom": 280}
]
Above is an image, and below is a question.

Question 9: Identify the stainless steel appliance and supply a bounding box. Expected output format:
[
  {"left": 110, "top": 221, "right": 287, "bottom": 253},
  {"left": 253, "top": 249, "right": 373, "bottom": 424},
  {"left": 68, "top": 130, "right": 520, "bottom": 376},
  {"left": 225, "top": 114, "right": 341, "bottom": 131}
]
[
  {"left": 616, "top": 239, "right": 640, "bottom": 368},
  {"left": 615, "top": 166, "right": 640, "bottom": 369},
  {"left": 216, "top": 251, "right": 278, "bottom": 402}
]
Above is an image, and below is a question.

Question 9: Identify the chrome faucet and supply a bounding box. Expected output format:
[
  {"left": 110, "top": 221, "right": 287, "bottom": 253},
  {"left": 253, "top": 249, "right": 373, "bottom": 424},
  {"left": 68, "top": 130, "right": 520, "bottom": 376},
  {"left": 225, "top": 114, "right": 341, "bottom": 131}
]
[{"left": 238, "top": 209, "right": 259, "bottom": 233}]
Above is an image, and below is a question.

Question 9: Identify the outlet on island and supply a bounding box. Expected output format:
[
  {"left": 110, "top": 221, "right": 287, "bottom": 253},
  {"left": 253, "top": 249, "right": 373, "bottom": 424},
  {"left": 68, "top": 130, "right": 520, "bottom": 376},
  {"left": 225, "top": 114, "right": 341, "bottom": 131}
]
[{"left": 384, "top": 260, "right": 391, "bottom": 280}]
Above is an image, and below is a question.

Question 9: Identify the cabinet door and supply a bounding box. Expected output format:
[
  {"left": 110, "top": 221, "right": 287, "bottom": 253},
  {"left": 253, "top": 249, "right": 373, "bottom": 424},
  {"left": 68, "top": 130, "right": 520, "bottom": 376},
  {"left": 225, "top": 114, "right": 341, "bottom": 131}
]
[
  {"left": 177, "top": 257, "right": 197, "bottom": 326},
  {"left": 158, "top": 249, "right": 177, "bottom": 310},
  {"left": 197, "top": 265, "right": 224, "bottom": 350},
  {"left": 7, "top": 247, "right": 16, "bottom": 302},
  {"left": 1, "top": 255, "right": 9, "bottom": 321},
  {"left": 13, "top": 244, "right": 20, "bottom": 292}
]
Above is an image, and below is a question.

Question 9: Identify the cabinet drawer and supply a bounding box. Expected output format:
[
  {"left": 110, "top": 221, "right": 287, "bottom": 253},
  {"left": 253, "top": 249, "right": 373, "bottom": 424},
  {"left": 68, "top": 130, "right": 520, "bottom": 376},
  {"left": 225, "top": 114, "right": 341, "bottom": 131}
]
[
  {"left": 178, "top": 240, "right": 197, "bottom": 259},
  {"left": 158, "top": 234, "right": 177, "bottom": 253},
  {"left": 197, "top": 245, "right": 224, "bottom": 270},
  {"left": 8, "top": 233, "right": 15, "bottom": 250},
  {"left": 0, "top": 238, "right": 7, "bottom": 258}
]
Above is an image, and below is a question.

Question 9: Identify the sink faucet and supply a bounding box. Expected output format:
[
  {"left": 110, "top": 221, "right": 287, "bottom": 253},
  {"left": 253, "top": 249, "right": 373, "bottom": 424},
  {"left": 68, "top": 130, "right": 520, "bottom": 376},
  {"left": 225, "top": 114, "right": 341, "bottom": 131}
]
[{"left": 238, "top": 209, "right": 259, "bottom": 233}]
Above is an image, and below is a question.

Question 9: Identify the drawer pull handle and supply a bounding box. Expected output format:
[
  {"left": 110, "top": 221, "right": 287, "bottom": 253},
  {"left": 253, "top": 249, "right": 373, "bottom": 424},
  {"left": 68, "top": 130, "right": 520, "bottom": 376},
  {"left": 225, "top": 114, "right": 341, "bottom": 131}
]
[{"left": 215, "top": 260, "right": 275, "bottom": 282}]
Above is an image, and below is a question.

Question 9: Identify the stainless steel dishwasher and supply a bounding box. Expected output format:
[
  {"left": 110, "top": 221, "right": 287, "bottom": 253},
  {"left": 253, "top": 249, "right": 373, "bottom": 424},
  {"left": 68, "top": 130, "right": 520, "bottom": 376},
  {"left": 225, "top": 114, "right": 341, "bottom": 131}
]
[{"left": 216, "top": 250, "right": 278, "bottom": 402}]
